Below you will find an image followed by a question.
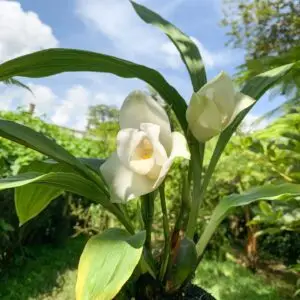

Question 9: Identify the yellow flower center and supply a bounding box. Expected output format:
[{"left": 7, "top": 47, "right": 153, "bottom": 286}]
[{"left": 135, "top": 138, "right": 153, "bottom": 160}]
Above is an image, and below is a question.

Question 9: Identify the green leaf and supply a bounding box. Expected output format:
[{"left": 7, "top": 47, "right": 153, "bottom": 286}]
[
  {"left": 0, "top": 48, "right": 187, "bottom": 131},
  {"left": 76, "top": 228, "right": 145, "bottom": 300},
  {"left": 224, "top": 63, "right": 296, "bottom": 140},
  {"left": 259, "top": 201, "right": 273, "bottom": 216},
  {"left": 0, "top": 119, "right": 94, "bottom": 180},
  {"left": 196, "top": 183, "right": 300, "bottom": 256},
  {"left": 131, "top": 1, "right": 206, "bottom": 92},
  {"left": 1, "top": 77, "right": 33, "bottom": 93},
  {"left": 166, "top": 237, "right": 197, "bottom": 292},
  {"left": 43, "top": 158, "right": 105, "bottom": 175},
  {"left": 15, "top": 160, "right": 77, "bottom": 225},
  {"left": 0, "top": 172, "right": 109, "bottom": 225},
  {"left": 78, "top": 158, "right": 105, "bottom": 174}
]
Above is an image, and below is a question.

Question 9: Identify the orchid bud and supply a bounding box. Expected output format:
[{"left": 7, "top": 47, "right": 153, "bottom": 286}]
[{"left": 186, "top": 72, "right": 255, "bottom": 142}]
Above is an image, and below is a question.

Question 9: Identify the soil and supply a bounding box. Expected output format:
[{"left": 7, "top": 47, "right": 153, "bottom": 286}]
[
  {"left": 162, "top": 284, "right": 216, "bottom": 300},
  {"left": 134, "top": 274, "right": 216, "bottom": 300}
]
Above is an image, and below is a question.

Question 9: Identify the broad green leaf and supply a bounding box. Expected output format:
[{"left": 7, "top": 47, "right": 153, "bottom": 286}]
[
  {"left": 15, "top": 160, "right": 76, "bottom": 224},
  {"left": 0, "top": 48, "right": 187, "bottom": 131},
  {"left": 166, "top": 237, "right": 197, "bottom": 292},
  {"left": 0, "top": 119, "right": 95, "bottom": 181},
  {"left": 131, "top": 1, "right": 206, "bottom": 92},
  {"left": 20, "top": 159, "right": 76, "bottom": 174},
  {"left": 0, "top": 172, "right": 109, "bottom": 225},
  {"left": 42, "top": 158, "right": 105, "bottom": 175},
  {"left": 78, "top": 158, "right": 105, "bottom": 174},
  {"left": 196, "top": 183, "right": 300, "bottom": 257},
  {"left": 76, "top": 228, "right": 146, "bottom": 300},
  {"left": 259, "top": 201, "right": 273, "bottom": 216}
]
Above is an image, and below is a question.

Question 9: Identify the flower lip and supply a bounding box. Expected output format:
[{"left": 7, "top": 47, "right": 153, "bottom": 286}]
[{"left": 133, "top": 137, "right": 154, "bottom": 160}]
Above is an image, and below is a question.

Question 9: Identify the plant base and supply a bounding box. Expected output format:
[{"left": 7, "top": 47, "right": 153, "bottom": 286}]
[{"left": 162, "top": 284, "right": 216, "bottom": 300}]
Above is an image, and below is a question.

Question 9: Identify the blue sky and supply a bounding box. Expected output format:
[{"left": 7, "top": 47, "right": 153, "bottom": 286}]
[{"left": 0, "top": 0, "right": 284, "bottom": 130}]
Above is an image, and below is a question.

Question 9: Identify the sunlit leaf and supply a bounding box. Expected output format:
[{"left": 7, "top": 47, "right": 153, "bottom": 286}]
[
  {"left": 0, "top": 48, "right": 188, "bottom": 131},
  {"left": 0, "top": 119, "right": 95, "bottom": 181},
  {"left": 76, "top": 228, "right": 145, "bottom": 300},
  {"left": 0, "top": 172, "right": 109, "bottom": 225},
  {"left": 131, "top": 0, "right": 206, "bottom": 92},
  {"left": 196, "top": 183, "right": 300, "bottom": 256}
]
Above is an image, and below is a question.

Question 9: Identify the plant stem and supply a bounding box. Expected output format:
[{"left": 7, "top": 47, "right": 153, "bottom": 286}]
[
  {"left": 174, "top": 171, "right": 190, "bottom": 233},
  {"left": 186, "top": 140, "right": 205, "bottom": 239},
  {"left": 109, "top": 203, "right": 135, "bottom": 234},
  {"left": 141, "top": 193, "right": 155, "bottom": 251},
  {"left": 158, "top": 183, "right": 171, "bottom": 281}
]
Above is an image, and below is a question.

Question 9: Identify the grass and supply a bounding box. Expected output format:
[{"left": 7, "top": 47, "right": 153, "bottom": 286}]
[
  {"left": 194, "top": 260, "right": 295, "bottom": 300},
  {"left": 0, "top": 237, "right": 87, "bottom": 300},
  {"left": 0, "top": 237, "right": 295, "bottom": 300}
]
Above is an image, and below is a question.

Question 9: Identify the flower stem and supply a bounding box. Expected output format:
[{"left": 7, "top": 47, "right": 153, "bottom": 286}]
[
  {"left": 174, "top": 170, "right": 190, "bottom": 233},
  {"left": 158, "top": 183, "right": 171, "bottom": 281},
  {"left": 109, "top": 203, "right": 135, "bottom": 234},
  {"left": 141, "top": 192, "right": 155, "bottom": 251},
  {"left": 186, "top": 140, "right": 205, "bottom": 239}
]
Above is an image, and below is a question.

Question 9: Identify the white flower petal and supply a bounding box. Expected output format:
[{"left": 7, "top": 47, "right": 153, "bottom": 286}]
[
  {"left": 153, "top": 132, "right": 190, "bottom": 189},
  {"left": 186, "top": 92, "right": 206, "bottom": 127},
  {"left": 100, "top": 152, "right": 155, "bottom": 203},
  {"left": 129, "top": 157, "right": 154, "bottom": 175},
  {"left": 189, "top": 120, "right": 220, "bottom": 142},
  {"left": 119, "top": 90, "right": 172, "bottom": 154},
  {"left": 169, "top": 132, "right": 191, "bottom": 160},
  {"left": 117, "top": 128, "right": 146, "bottom": 166},
  {"left": 229, "top": 92, "right": 255, "bottom": 123},
  {"left": 187, "top": 93, "right": 222, "bottom": 142},
  {"left": 140, "top": 123, "right": 168, "bottom": 166},
  {"left": 199, "top": 71, "right": 236, "bottom": 118}
]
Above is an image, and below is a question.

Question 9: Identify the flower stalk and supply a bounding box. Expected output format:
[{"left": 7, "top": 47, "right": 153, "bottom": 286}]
[
  {"left": 141, "top": 192, "right": 155, "bottom": 251},
  {"left": 186, "top": 139, "right": 205, "bottom": 239},
  {"left": 158, "top": 183, "right": 171, "bottom": 281}
]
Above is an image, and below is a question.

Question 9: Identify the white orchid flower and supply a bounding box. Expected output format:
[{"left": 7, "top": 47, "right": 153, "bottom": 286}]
[
  {"left": 186, "top": 71, "right": 255, "bottom": 142},
  {"left": 100, "top": 91, "right": 190, "bottom": 203}
]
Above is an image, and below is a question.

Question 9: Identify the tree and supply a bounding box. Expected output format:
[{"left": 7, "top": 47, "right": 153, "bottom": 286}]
[
  {"left": 222, "top": 0, "right": 299, "bottom": 58},
  {"left": 221, "top": 0, "right": 300, "bottom": 116},
  {"left": 86, "top": 104, "right": 120, "bottom": 154},
  {"left": 86, "top": 104, "right": 119, "bottom": 130}
]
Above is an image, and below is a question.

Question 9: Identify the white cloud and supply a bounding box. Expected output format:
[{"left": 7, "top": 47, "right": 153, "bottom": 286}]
[
  {"left": 0, "top": 82, "right": 129, "bottom": 130},
  {"left": 94, "top": 92, "right": 124, "bottom": 108},
  {"left": 22, "top": 84, "right": 58, "bottom": 115},
  {"left": 76, "top": 0, "right": 180, "bottom": 69},
  {"left": 51, "top": 85, "right": 91, "bottom": 129},
  {"left": 0, "top": 0, "right": 58, "bottom": 62},
  {"left": 76, "top": 0, "right": 234, "bottom": 71},
  {"left": 159, "top": 0, "right": 185, "bottom": 16},
  {"left": 191, "top": 37, "right": 234, "bottom": 70},
  {"left": 241, "top": 113, "right": 269, "bottom": 133},
  {"left": 52, "top": 86, "right": 127, "bottom": 130}
]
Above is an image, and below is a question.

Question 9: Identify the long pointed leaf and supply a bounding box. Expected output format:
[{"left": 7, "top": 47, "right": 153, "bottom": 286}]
[
  {"left": 0, "top": 119, "right": 93, "bottom": 179},
  {"left": 0, "top": 48, "right": 187, "bottom": 130},
  {"left": 15, "top": 161, "right": 68, "bottom": 224},
  {"left": 0, "top": 172, "right": 109, "bottom": 225},
  {"left": 196, "top": 183, "right": 300, "bottom": 256},
  {"left": 131, "top": 1, "right": 206, "bottom": 92}
]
